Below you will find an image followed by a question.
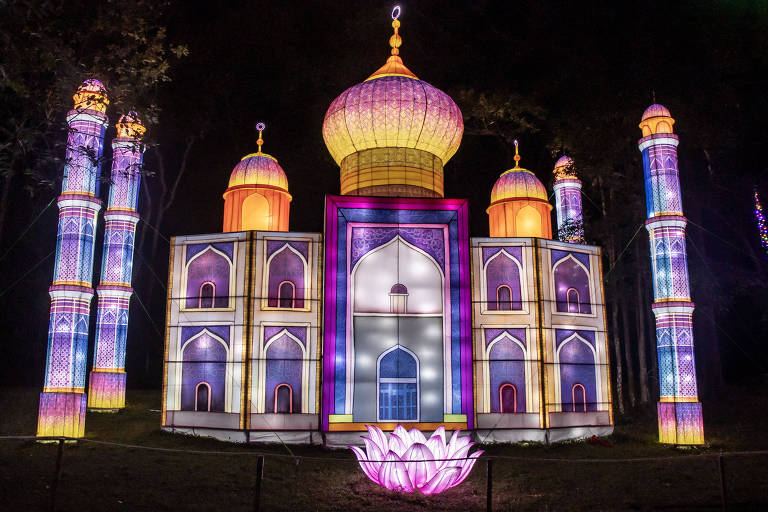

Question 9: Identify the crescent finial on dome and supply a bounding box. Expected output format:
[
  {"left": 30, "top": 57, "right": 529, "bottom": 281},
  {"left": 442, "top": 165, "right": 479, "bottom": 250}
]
[
  {"left": 365, "top": 6, "right": 418, "bottom": 81},
  {"left": 256, "top": 122, "right": 266, "bottom": 153}
]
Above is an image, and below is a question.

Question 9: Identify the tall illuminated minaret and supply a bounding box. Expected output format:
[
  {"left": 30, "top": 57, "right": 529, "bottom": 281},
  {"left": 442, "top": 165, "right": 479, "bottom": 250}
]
[
  {"left": 638, "top": 104, "right": 704, "bottom": 445},
  {"left": 38, "top": 79, "right": 109, "bottom": 438},
  {"left": 552, "top": 156, "right": 585, "bottom": 243},
  {"left": 88, "top": 112, "right": 146, "bottom": 411}
]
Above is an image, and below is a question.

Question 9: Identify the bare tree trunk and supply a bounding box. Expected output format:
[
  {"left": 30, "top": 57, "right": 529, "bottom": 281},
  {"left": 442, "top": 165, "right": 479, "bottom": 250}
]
[
  {"left": 635, "top": 244, "right": 650, "bottom": 404},
  {"left": 611, "top": 303, "right": 625, "bottom": 416},
  {"left": 621, "top": 294, "right": 637, "bottom": 409}
]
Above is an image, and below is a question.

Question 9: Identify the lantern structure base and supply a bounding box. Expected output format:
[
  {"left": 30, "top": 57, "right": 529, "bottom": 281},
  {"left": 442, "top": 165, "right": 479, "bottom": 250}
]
[
  {"left": 37, "top": 391, "right": 87, "bottom": 438},
  {"left": 657, "top": 401, "right": 704, "bottom": 445},
  {"left": 87, "top": 370, "right": 126, "bottom": 411}
]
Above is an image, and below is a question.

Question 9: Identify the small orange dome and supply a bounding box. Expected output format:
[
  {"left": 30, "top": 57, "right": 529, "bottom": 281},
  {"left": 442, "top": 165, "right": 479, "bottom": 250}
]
[
  {"left": 639, "top": 104, "right": 675, "bottom": 136},
  {"left": 490, "top": 168, "right": 549, "bottom": 204},
  {"left": 227, "top": 153, "right": 289, "bottom": 191}
]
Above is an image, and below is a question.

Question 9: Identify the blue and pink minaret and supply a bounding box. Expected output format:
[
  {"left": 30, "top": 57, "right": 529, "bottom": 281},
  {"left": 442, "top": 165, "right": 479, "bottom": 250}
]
[
  {"left": 552, "top": 156, "right": 585, "bottom": 243},
  {"left": 88, "top": 112, "right": 146, "bottom": 411},
  {"left": 638, "top": 104, "right": 704, "bottom": 444},
  {"left": 38, "top": 79, "right": 109, "bottom": 437}
]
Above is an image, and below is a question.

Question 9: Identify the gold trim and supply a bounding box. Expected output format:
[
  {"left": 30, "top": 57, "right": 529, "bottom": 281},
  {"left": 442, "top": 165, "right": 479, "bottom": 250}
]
[
  {"left": 161, "top": 239, "right": 176, "bottom": 426},
  {"left": 659, "top": 396, "right": 699, "bottom": 403},
  {"left": 91, "top": 368, "right": 125, "bottom": 374},
  {"left": 597, "top": 247, "right": 615, "bottom": 425},
  {"left": 533, "top": 239, "right": 548, "bottom": 429},
  {"left": 329, "top": 422, "right": 466, "bottom": 432}
]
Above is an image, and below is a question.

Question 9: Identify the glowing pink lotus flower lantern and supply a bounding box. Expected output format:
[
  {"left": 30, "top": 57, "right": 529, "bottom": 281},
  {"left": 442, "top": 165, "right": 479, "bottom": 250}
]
[{"left": 350, "top": 425, "right": 483, "bottom": 495}]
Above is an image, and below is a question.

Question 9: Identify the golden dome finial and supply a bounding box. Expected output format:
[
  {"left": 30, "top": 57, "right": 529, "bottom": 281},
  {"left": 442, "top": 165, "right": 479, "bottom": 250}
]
[
  {"left": 390, "top": 6, "right": 402, "bottom": 56},
  {"left": 513, "top": 139, "right": 521, "bottom": 168},
  {"left": 256, "top": 122, "right": 265, "bottom": 153}
]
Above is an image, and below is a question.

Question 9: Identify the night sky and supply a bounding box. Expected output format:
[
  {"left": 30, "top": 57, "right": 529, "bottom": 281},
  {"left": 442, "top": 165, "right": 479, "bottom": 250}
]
[{"left": 1, "top": 1, "right": 767, "bottom": 394}]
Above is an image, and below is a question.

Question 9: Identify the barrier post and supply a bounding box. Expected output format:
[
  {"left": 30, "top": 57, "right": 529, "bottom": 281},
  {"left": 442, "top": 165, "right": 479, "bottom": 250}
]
[
  {"left": 50, "top": 438, "right": 65, "bottom": 512},
  {"left": 718, "top": 453, "right": 727, "bottom": 512},
  {"left": 254, "top": 455, "right": 265, "bottom": 512},
  {"left": 486, "top": 458, "right": 493, "bottom": 512}
]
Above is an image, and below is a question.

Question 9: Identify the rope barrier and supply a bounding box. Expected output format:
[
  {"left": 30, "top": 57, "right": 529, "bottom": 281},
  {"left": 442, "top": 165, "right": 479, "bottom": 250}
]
[{"left": 4, "top": 435, "right": 767, "bottom": 464}]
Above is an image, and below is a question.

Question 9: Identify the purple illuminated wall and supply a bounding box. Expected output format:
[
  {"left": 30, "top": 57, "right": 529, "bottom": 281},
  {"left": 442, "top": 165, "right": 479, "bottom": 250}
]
[
  {"left": 265, "top": 332, "right": 304, "bottom": 413},
  {"left": 552, "top": 251, "right": 592, "bottom": 314},
  {"left": 184, "top": 245, "right": 232, "bottom": 309},
  {"left": 556, "top": 330, "right": 597, "bottom": 412},
  {"left": 484, "top": 250, "right": 522, "bottom": 310},
  {"left": 267, "top": 246, "right": 306, "bottom": 308},
  {"left": 487, "top": 333, "right": 526, "bottom": 413},
  {"left": 38, "top": 79, "right": 108, "bottom": 438},
  {"left": 181, "top": 329, "right": 228, "bottom": 412}
]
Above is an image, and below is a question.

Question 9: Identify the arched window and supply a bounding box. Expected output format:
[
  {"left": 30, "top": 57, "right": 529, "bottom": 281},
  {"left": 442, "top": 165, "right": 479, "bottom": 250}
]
[
  {"left": 389, "top": 283, "right": 408, "bottom": 314},
  {"left": 278, "top": 281, "right": 295, "bottom": 308},
  {"left": 267, "top": 246, "right": 306, "bottom": 308},
  {"left": 273, "top": 383, "right": 294, "bottom": 413},
  {"left": 572, "top": 383, "right": 587, "bottom": 412},
  {"left": 185, "top": 247, "right": 231, "bottom": 309},
  {"left": 553, "top": 255, "right": 592, "bottom": 314},
  {"left": 195, "top": 382, "right": 211, "bottom": 412},
  {"left": 496, "top": 285, "right": 512, "bottom": 311},
  {"left": 378, "top": 347, "right": 418, "bottom": 421},
  {"left": 199, "top": 281, "right": 215, "bottom": 308},
  {"left": 499, "top": 383, "right": 517, "bottom": 413},
  {"left": 566, "top": 288, "right": 580, "bottom": 314}
]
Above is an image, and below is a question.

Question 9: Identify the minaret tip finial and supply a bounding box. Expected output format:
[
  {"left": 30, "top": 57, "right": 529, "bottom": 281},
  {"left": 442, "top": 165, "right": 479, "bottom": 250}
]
[
  {"left": 390, "top": 5, "right": 402, "bottom": 56},
  {"left": 256, "top": 122, "right": 266, "bottom": 153},
  {"left": 513, "top": 139, "right": 521, "bottom": 168}
]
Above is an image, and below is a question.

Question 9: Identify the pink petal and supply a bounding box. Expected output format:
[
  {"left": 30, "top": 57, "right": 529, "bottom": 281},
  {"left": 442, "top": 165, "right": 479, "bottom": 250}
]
[
  {"left": 388, "top": 433, "right": 410, "bottom": 458},
  {"left": 408, "top": 428, "right": 427, "bottom": 445},
  {"left": 366, "top": 424, "right": 389, "bottom": 454},
  {"left": 402, "top": 443, "right": 437, "bottom": 488},
  {"left": 350, "top": 445, "right": 380, "bottom": 484},
  {"left": 393, "top": 424, "right": 411, "bottom": 444},
  {"left": 363, "top": 437, "right": 385, "bottom": 469},
  {"left": 379, "top": 451, "right": 414, "bottom": 493},
  {"left": 451, "top": 451, "right": 484, "bottom": 488},
  {"left": 420, "top": 467, "right": 461, "bottom": 495}
]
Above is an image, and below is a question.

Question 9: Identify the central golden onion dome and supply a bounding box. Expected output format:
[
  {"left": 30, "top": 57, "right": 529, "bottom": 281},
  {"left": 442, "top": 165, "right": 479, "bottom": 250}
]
[{"left": 322, "top": 9, "right": 463, "bottom": 198}]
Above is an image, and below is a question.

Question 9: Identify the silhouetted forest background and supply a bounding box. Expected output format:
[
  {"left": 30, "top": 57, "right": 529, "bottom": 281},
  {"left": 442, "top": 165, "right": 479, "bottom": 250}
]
[{"left": 1, "top": 0, "right": 767, "bottom": 418}]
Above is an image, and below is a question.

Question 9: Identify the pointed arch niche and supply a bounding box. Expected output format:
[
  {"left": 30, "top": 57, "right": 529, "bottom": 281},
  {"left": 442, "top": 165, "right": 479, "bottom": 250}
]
[
  {"left": 553, "top": 254, "right": 592, "bottom": 314},
  {"left": 484, "top": 331, "right": 529, "bottom": 414},
  {"left": 555, "top": 333, "right": 599, "bottom": 412},
  {"left": 179, "top": 329, "right": 230, "bottom": 412},
  {"left": 183, "top": 245, "right": 233, "bottom": 309},
  {"left": 256, "top": 328, "right": 309, "bottom": 414},
  {"left": 263, "top": 243, "right": 309, "bottom": 310},
  {"left": 483, "top": 249, "right": 523, "bottom": 312}
]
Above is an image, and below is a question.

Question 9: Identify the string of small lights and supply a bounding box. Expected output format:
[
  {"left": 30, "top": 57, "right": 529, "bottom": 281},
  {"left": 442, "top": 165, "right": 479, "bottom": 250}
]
[{"left": 754, "top": 187, "right": 768, "bottom": 258}]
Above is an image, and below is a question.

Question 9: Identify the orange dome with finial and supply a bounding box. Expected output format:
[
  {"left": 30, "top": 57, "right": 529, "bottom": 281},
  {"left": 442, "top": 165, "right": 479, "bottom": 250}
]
[
  {"left": 322, "top": 6, "right": 463, "bottom": 198},
  {"left": 222, "top": 122, "right": 291, "bottom": 233},
  {"left": 487, "top": 141, "right": 553, "bottom": 238}
]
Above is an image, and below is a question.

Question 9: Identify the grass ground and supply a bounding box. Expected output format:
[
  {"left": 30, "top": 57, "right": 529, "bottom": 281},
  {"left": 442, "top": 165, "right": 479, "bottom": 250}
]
[{"left": 0, "top": 385, "right": 766, "bottom": 511}]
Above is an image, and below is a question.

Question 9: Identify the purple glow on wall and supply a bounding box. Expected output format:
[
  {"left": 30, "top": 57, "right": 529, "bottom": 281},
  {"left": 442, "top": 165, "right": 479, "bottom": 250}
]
[
  {"left": 267, "top": 248, "right": 305, "bottom": 308},
  {"left": 181, "top": 331, "right": 227, "bottom": 412},
  {"left": 557, "top": 330, "right": 597, "bottom": 412},
  {"left": 484, "top": 251, "right": 522, "bottom": 310},
  {"left": 553, "top": 255, "right": 591, "bottom": 314},
  {"left": 185, "top": 248, "right": 231, "bottom": 308},
  {"left": 265, "top": 333, "right": 303, "bottom": 413},
  {"left": 488, "top": 338, "right": 526, "bottom": 413},
  {"left": 349, "top": 425, "right": 483, "bottom": 495}
]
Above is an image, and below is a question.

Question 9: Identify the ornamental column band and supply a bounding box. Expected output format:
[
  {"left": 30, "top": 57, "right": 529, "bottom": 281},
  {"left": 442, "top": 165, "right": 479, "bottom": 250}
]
[
  {"left": 38, "top": 79, "right": 109, "bottom": 438},
  {"left": 552, "top": 156, "right": 585, "bottom": 243},
  {"left": 638, "top": 104, "right": 704, "bottom": 445},
  {"left": 88, "top": 112, "right": 146, "bottom": 411}
]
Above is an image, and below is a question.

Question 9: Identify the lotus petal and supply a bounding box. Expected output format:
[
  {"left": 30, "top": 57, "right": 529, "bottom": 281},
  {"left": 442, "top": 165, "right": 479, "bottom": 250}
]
[
  {"left": 350, "top": 445, "right": 379, "bottom": 483},
  {"left": 420, "top": 467, "right": 461, "bottom": 495},
  {"left": 378, "top": 451, "right": 414, "bottom": 493},
  {"left": 408, "top": 427, "right": 427, "bottom": 445},
  {"left": 388, "top": 433, "right": 410, "bottom": 458},
  {"left": 362, "top": 437, "right": 386, "bottom": 479},
  {"left": 366, "top": 424, "right": 389, "bottom": 454},
  {"left": 402, "top": 442, "right": 437, "bottom": 488},
  {"left": 393, "top": 424, "right": 411, "bottom": 444},
  {"left": 452, "top": 450, "right": 484, "bottom": 488},
  {"left": 426, "top": 427, "right": 448, "bottom": 465}
]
